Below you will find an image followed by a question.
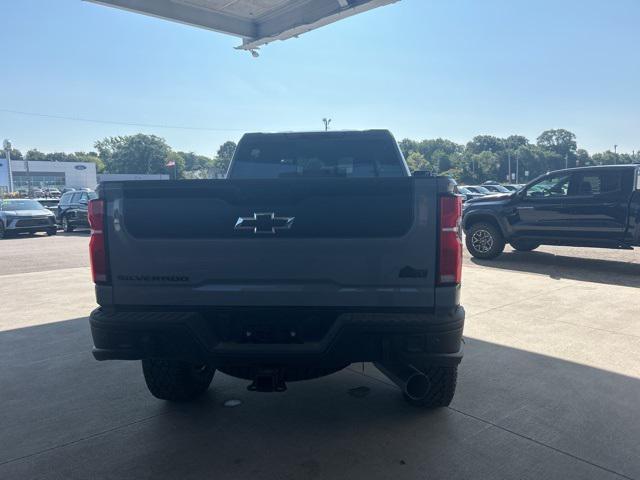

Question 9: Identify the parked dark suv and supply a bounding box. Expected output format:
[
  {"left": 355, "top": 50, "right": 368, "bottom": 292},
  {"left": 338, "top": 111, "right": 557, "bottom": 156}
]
[
  {"left": 463, "top": 165, "right": 640, "bottom": 258},
  {"left": 57, "top": 190, "right": 97, "bottom": 232}
]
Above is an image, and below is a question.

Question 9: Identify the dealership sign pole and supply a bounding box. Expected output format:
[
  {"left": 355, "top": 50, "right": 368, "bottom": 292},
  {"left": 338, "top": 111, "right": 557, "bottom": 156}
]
[
  {"left": 25, "top": 153, "right": 32, "bottom": 197},
  {"left": 3, "top": 139, "right": 14, "bottom": 193}
]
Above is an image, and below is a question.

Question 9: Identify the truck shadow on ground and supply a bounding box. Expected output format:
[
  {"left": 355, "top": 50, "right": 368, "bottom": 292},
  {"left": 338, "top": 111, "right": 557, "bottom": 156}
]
[
  {"left": 58, "top": 230, "right": 91, "bottom": 236},
  {"left": 1, "top": 318, "right": 638, "bottom": 480},
  {"left": 0, "top": 230, "right": 88, "bottom": 241},
  {"left": 470, "top": 250, "right": 640, "bottom": 288},
  {"left": 0, "top": 233, "right": 57, "bottom": 241}
]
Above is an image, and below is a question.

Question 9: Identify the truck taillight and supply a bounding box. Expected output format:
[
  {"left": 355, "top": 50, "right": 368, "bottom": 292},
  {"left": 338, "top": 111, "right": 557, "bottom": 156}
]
[
  {"left": 438, "top": 195, "right": 463, "bottom": 285},
  {"left": 88, "top": 199, "right": 109, "bottom": 284}
]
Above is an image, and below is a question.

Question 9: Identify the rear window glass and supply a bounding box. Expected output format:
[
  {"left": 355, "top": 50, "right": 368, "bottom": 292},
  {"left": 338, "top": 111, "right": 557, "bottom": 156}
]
[
  {"left": 579, "top": 172, "right": 622, "bottom": 195},
  {"left": 230, "top": 135, "right": 406, "bottom": 179},
  {"left": 485, "top": 185, "right": 510, "bottom": 193}
]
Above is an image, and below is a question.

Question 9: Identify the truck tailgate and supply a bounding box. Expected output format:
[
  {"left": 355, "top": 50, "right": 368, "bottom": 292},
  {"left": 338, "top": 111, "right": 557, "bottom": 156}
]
[{"left": 102, "top": 177, "right": 439, "bottom": 308}]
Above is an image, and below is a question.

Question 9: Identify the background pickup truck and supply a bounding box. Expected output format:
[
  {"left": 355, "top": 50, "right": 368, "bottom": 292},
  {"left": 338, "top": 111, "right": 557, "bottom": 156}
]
[
  {"left": 88, "top": 130, "right": 465, "bottom": 408},
  {"left": 463, "top": 164, "right": 640, "bottom": 259}
]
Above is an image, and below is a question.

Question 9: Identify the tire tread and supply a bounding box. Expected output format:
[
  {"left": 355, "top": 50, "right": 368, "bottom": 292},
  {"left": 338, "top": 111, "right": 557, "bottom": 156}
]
[{"left": 142, "top": 359, "right": 214, "bottom": 402}]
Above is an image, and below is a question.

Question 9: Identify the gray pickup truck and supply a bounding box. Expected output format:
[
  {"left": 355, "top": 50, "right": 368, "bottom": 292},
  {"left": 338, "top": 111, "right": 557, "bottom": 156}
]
[{"left": 88, "top": 130, "right": 465, "bottom": 408}]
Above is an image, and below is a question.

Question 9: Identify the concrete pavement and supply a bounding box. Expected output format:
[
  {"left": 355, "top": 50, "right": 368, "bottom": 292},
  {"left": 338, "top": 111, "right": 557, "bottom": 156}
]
[{"left": 1, "top": 235, "right": 638, "bottom": 479}]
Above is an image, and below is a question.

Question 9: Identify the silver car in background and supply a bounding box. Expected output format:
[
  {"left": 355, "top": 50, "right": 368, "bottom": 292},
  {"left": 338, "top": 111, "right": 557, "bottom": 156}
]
[{"left": 0, "top": 199, "right": 58, "bottom": 239}]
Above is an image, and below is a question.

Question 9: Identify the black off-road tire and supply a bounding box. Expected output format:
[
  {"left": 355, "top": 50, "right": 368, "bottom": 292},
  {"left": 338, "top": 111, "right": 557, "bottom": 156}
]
[
  {"left": 46, "top": 228, "right": 57, "bottom": 236},
  {"left": 466, "top": 222, "right": 505, "bottom": 259},
  {"left": 142, "top": 359, "right": 215, "bottom": 402},
  {"left": 61, "top": 215, "right": 74, "bottom": 233},
  {"left": 510, "top": 240, "right": 540, "bottom": 252},
  {"left": 403, "top": 365, "right": 458, "bottom": 408},
  {"left": 0, "top": 222, "right": 6, "bottom": 239}
]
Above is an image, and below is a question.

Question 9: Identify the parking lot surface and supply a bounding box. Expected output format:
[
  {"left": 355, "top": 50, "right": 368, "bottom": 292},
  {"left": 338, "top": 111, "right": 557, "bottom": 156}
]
[{"left": 1, "top": 234, "right": 639, "bottom": 479}]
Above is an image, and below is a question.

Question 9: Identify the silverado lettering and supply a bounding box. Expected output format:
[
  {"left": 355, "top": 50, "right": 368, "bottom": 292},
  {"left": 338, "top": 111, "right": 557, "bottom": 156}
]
[{"left": 116, "top": 275, "right": 190, "bottom": 283}]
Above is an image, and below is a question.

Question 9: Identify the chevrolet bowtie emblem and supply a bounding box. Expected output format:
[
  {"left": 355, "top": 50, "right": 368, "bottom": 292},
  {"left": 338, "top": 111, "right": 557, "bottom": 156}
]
[{"left": 235, "top": 212, "right": 295, "bottom": 234}]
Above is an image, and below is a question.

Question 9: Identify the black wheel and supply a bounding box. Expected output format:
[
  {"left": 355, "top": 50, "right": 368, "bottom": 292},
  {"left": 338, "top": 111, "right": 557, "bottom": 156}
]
[
  {"left": 46, "top": 228, "right": 58, "bottom": 236},
  {"left": 510, "top": 240, "right": 539, "bottom": 252},
  {"left": 465, "top": 222, "right": 505, "bottom": 259},
  {"left": 0, "top": 222, "right": 6, "bottom": 239},
  {"left": 403, "top": 366, "right": 458, "bottom": 408},
  {"left": 61, "top": 215, "right": 74, "bottom": 232},
  {"left": 142, "top": 359, "right": 215, "bottom": 402}
]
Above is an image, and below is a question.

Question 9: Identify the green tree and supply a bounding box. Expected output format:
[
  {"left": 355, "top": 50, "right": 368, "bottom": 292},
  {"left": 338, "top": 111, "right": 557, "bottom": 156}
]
[
  {"left": 591, "top": 151, "right": 621, "bottom": 165},
  {"left": 410, "top": 139, "right": 462, "bottom": 174},
  {"left": 473, "top": 151, "right": 500, "bottom": 182},
  {"left": 536, "top": 129, "right": 577, "bottom": 160},
  {"left": 449, "top": 152, "right": 476, "bottom": 183},
  {"left": 618, "top": 153, "right": 634, "bottom": 164},
  {"left": 165, "top": 151, "right": 186, "bottom": 179},
  {"left": 432, "top": 150, "right": 451, "bottom": 172},
  {"left": 398, "top": 139, "right": 418, "bottom": 159},
  {"left": 514, "top": 145, "right": 546, "bottom": 181},
  {"left": 25, "top": 149, "right": 47, "bottom": 162},
  {"left": 0, "top": 148, "right": 23, "bottom": 161},
  {"left": 179, "top": 152, "right": 215, "bottom": 172},
  {"left": 44, "top": 152, "right": 75, "bottom": 162},
  {"left": 213, "top": 141, "right": 237, "bottom": 177},
  {"left": 405, "top": 151, "right": 432, "bottom": 172},
  {"left": 576, "top": 148, "right": 591, "bottom": 167},
  {"left": 95, "top": 134, "right": 172, "bottom": 174},
  {"left": 417, "top": 139, "right": 462, "bottom": 158},
  {"left": 440, "top": 167, "right": 464, "bottom": 181},
  {"left": 466, "top": 135, "right": 504, "bottom": 154},
  {"left": 505, "top": 135, "right": 529, "bottom": 150},
  {"left": 74, "top": 151, "right": 106, "bottom": 173}
]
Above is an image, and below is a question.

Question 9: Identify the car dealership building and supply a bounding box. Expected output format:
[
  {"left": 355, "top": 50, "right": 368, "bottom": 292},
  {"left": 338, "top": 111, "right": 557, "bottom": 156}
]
[{"left": 0, "top": 160, "right": 97, "bottom": 192}]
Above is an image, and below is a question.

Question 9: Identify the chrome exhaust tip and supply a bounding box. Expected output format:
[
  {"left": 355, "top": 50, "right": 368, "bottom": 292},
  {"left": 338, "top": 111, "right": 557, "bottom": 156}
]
[{"left": 374, "top": 363, "right": 431, "bottom": 401}]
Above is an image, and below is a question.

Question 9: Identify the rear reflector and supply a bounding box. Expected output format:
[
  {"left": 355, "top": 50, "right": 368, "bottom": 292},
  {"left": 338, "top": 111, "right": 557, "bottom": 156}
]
[
  {"left": 88, "top": 199, "right": 109, "bottom": 284},
  {"left": 438, "top": 195, "right": 463, "bottom": 285}
]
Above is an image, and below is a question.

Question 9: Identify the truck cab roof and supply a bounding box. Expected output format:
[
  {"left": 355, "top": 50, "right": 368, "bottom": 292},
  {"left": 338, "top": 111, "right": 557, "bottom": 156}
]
[
  {"left": 548, "top": 164, "right": 638, "bottom": 175},
  {"left": 239, "top": 129, "right": 396, "bottom": 139},
  {"left": 229, "top": 129, "right": 409, "bottom": 179}
]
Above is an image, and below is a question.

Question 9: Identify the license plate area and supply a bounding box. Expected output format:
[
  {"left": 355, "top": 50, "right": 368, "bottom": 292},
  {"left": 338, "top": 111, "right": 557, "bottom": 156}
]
[
  {"left": 205, "top": 308, "right": 340, "bottom": 345},
  {"left": 242, "top": 321, "right": 302, "bottom": 344}
]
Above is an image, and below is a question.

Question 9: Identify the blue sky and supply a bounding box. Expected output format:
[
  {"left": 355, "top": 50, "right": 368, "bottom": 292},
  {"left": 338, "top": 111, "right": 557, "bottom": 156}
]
[{"left": 1, "top": 0, "right": 639, "bottom": 156}]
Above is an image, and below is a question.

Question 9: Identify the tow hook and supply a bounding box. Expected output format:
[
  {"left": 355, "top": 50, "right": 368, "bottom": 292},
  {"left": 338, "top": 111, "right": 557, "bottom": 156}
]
[{"left": 247, "top": 367, "right": 287, "bottom": 393}]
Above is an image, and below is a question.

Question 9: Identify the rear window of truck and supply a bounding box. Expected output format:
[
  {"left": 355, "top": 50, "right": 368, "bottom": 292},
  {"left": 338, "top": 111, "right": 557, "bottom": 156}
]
[{"left": 229, "top": 135, "right": 406, "bottom": 179}]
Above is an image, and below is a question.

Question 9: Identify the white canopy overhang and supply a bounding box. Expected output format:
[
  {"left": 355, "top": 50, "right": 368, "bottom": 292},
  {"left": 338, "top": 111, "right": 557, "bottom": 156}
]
[{"left": 86, "top": 0, "right": 400, "bottom": 52}]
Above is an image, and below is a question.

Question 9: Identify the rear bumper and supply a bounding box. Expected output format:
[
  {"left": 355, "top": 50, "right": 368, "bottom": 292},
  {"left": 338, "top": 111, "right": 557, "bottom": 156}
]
[{"left": 90, "top": 306, "right": 465, "bottom": 368}]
